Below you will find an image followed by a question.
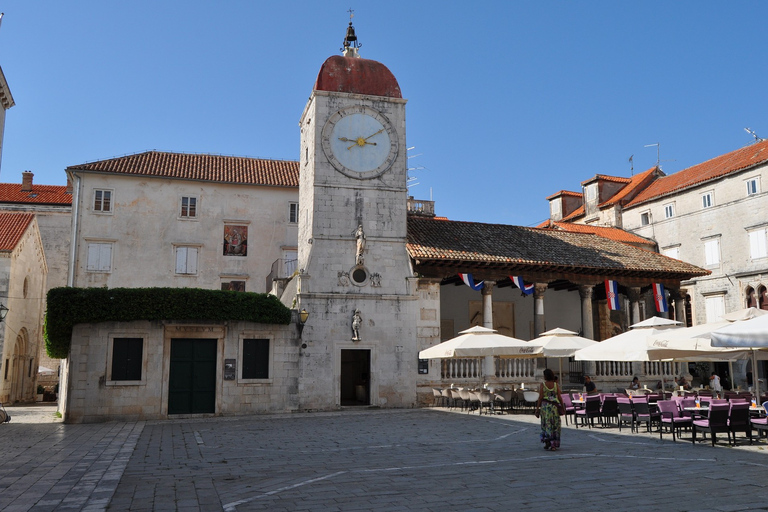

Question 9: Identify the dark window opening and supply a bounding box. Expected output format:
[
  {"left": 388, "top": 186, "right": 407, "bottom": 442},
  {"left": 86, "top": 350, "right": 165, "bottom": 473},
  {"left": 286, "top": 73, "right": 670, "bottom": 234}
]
[
  {"left": 111, "top": 338, "right": 143, "bottom": 381},
  {"left": 242, "top": 338, "right": 269, "bottom": 379}
]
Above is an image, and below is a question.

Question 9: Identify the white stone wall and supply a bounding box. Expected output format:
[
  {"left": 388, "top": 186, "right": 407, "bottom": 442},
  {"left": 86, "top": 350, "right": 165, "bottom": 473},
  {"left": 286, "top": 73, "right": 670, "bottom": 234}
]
[
  {"left": 0, "top": 219, "right": 47, "bottom": 403},
  {"left": 70, "top": 173, "right": 298, "bottom": 292},
  {"left": 296, "top": 89, "right": 418, "bottom": 410},
  {"left": 624, "top": 162, "right": 768, "bottom": 325},
  {"left": 63, "top": 320, "right": 297, "bottom": 423}
]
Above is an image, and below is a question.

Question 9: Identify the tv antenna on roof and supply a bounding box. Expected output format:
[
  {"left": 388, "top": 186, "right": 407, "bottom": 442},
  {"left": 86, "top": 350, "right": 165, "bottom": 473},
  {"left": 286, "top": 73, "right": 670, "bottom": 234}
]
[
  {"left": 744, "top": 128, "right": 764, "bottom": 142},
  {"left": 644, "top": 143, "right": 660, "bottom": 168}
]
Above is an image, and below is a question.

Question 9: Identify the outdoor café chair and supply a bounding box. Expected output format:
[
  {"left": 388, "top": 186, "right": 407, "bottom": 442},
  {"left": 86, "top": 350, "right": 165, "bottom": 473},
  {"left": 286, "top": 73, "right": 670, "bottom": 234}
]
[
  {"left": 617, "top": 397, "right": 635, "bottom": 432},
  {"left": 441, "top": 388, "right": 454, "bottom": 408},
  {"left": 575, "top": 395, "right": 601, "bottom": 429},
  {"left": 432, "top": 388, "right": 446, "bottom": 407},
  {"left": 522, "top": 391, "right": 539, "bottom": 413},
  {"left": 459, "top": 388, "right": 473, "bottom": 412},
  {"left": 692, "top": 403, "right": 730, "bottom": 446},
  {"left": 477, "top": 390, "right": 495, "bottom": 415},
  {"left": 727, "top": 402, "right": 752, "bottom": 445},
  {"left": 600, "top": 396, "right": 619, "bottom": 428},
  {"left": 679, "top": 398, "right": 697, "bottom": 419},
  {"left": 632, "top": 397, "right": 659, "bottom": 433},
  {"left": 657, "top": 400, "right": 692, "bottom": 442},
  {"left": 495, "top": 390, "right": 514, "bottom": 414},
  {"left": 751, "top": 402, "right": 768, "bottom": 441},
  {"left": 560, "top": 393, "right": 576, "bottom": 425}
]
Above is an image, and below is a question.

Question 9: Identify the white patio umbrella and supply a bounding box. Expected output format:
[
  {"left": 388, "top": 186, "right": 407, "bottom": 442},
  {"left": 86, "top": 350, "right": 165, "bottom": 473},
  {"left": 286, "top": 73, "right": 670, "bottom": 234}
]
[
  {"left": 646, "top": 308, "right": 768, "bottom": 381},
  {"left": 418, "top": 326, "right": 543, "bottom": 359},
  {"left": 37, "top": 365, "right": 55, "bottom": 375},
  {"left": 711, "top": 312, "right": 768, "bottom": 399},
  {"left": 574, "top": 319, "right": 684, "bottom": 390},
  {"left": 528, "top": 328, "right": 597, "bottom": 381},
  {"left": 574, "top": 321, "right": 683, "bottom": 362}
]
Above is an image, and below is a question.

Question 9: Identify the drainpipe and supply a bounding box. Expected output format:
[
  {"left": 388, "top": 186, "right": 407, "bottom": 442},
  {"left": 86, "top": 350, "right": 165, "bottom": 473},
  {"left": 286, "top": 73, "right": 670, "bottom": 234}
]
[{"left": 66, "top": 171, "right": 81, "bottom": 287}]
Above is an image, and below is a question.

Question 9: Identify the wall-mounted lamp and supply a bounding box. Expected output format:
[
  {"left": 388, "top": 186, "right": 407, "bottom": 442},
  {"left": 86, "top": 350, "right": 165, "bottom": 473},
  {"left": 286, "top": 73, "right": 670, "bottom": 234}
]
[
  {"left": 297, "top": 308, "right": 309, "bottom": 338},
  {"left": 0, "top": 304, "right": 8, "bottom": 322}
]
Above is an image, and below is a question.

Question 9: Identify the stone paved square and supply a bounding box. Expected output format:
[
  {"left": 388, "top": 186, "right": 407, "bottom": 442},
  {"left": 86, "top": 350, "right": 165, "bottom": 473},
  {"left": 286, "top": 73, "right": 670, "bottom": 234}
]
[{"left": 2, "top": 404, "right": 768, "bottom": 511}]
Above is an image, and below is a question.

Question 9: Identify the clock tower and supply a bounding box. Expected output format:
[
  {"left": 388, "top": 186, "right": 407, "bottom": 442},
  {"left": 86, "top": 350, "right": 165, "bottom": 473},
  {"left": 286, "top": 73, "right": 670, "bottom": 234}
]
[{"left": 296, "top": 21, "right": 418, "bottom": 409}]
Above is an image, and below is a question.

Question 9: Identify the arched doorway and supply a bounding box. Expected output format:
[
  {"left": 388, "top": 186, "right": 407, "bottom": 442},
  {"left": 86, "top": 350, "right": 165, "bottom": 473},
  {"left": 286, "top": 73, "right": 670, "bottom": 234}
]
[
  {"left": 9, "top": 328, "right": 30, "bottom": 403},
  {"left": 759, "top": 285, "right": 768, "bottom": 311}
]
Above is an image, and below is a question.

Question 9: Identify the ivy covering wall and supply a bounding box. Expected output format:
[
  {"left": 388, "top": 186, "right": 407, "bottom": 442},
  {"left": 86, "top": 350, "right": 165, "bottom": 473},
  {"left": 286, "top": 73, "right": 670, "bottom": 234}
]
[{"left": 44, "top": 287, "right": 292, "bottom": 359}]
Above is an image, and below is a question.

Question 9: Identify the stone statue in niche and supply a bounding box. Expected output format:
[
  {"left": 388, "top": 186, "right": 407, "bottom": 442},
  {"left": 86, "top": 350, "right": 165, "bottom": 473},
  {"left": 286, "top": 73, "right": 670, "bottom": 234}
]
[
  {"left": 351, "top": 309, "right": 362, "bottom": 341},
  {"left": 353, "top": 224, "right": 366, "bottom": 266}
]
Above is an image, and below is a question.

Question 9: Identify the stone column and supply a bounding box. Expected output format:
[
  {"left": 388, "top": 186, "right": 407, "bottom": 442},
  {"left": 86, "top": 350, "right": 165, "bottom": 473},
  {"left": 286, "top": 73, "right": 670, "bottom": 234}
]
[
  {"left": 628, "top": 287, "right": 642, "bottom": 325},
  {"left": 481, "top": 281, "right": 495, "bottom": 329},
  {"left": 578, "top": 285, "right": 595, "bottom": 340},
  {"left": 481, "top": 280, "right": 496, "bottom": 381},
  {"left": 534, "top": 283, "right": 548, "bottom": 337},
  {"left": 671, "top": 287, "right": 687, "bottom": 326}
]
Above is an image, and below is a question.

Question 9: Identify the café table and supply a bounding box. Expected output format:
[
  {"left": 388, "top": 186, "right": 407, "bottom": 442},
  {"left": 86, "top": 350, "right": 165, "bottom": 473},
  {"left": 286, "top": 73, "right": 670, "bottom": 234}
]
[{"left": 683, "top": 406, "right": 709, "bottom": 419}]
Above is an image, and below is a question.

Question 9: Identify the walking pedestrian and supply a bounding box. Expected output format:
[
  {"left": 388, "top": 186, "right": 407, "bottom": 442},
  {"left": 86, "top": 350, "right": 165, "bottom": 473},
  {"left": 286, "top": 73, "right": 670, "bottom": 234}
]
[{"left": 535, "top": 368, "right": 562, "bottom": 451}]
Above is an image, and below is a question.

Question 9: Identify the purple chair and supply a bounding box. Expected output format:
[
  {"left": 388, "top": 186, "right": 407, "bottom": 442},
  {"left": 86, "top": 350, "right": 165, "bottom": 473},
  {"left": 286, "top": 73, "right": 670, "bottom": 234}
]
[
  {"left": 632, "top": 397, "right": 658, "bottom": 433},
  {"left": 679, "top": 398, "right": 697, "bottom": 419},
  {"left": 751, "top": 401, "right": 768, "bottom": 441},
  {"left": 727, "top": 402, "right": 752, "bottom": 445},
  {"left": 575, "top": 395, "right": 601, "bottom": 429},
  {"left": 600, "top": 396, "right": 619, "bottom": 428},
  {"left": 657, "top": 400, "right": 692, "bottom": 442},
  {"left": 617, "top": 397, "right": 635, "bottom": 432},
  {"left": 692, "top": 403, "right": 730, "bottom": 446},
  {"left": 560, "top": 393, "right": 576, "bottom": 425}
]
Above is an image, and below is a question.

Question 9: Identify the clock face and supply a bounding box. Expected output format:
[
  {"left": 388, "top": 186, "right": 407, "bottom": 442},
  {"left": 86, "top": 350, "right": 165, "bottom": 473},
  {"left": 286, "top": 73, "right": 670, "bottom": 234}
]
[{"left": 321, "top": 106, "right": 399, "bottom": 179}]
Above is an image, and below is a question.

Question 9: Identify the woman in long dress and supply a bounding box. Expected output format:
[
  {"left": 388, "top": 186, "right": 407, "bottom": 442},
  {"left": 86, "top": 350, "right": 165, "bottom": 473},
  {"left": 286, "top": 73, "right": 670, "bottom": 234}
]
[{"left": 535, "top": 368, "right": 562, "bottom": 451}]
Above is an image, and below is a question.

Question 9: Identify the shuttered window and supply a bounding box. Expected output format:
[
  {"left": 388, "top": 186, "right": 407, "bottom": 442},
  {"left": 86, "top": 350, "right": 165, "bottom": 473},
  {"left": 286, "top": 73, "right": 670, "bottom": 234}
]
[
  {"left": 175, "top": 246, "right": 198, "bottom": 274},
  {"left": 86, "top": 243, "right": 112, "bottom": 272},
  {"left": 242, "top": 338, "right": 269, "bottom": 379},
  {"left": 111, "top": 338, "right": 143, "bottom": 381}
]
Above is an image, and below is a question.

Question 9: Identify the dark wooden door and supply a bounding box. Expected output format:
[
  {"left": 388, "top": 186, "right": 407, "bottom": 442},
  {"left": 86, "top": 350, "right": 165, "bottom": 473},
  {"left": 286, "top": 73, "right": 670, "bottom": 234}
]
[{"left": 168, "top": 338, "right": 217, "bottom": 414}]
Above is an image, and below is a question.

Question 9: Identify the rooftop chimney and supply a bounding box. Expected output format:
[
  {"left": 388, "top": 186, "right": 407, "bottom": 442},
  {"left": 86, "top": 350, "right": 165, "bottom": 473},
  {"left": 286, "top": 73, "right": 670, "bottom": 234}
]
[{"left": 21, "top": 171, "right": 33, "bottom": 192}]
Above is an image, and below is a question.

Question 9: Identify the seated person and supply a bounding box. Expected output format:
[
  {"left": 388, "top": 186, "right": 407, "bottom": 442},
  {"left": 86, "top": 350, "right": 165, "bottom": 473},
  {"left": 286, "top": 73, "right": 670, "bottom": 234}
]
[
  {"left": 584, "top": 375, "right": 597, "bottom": 395},
  {"left": 678, "top": 376, "right": 692, "bottom": 390},
  {"left": 629, "top": 376, "right": 641, "bottom": 390}
]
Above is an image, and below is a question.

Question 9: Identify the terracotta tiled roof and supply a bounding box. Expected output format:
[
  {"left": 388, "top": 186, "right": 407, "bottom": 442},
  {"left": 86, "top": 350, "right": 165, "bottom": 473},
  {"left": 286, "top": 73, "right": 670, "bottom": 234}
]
[
  {"left": 598, "top": 167, "right": 661, "bottom": 208},
  {"left": 406, "top": 216, "right": 707, "bottom": 281},
  {"left": 542, "top": 221, "right": 656, "bottom": 247},
  {"left": 0, "top": 212, "right": 34, "bottom": 251},
  {"left": 581, "top": 174, "right": 631, "bottom": 186},
  {"left": 545, "top": 190, "right": 582, "bottom": 201},
  {"left": 67, "top": 151, "right": 299, "bottom": 188},
  {"left": 625, "top": 139, "right": 768, "bottom": 208},
  {"left": 0, "top": 183, "right": 71, "bottom": 205}
]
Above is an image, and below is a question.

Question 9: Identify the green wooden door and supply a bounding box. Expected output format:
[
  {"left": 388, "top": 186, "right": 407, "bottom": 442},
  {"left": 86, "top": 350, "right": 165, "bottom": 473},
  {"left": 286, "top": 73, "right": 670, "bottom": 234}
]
[{"left": 168, "top": 338, "right": 217, "bottom": 415}]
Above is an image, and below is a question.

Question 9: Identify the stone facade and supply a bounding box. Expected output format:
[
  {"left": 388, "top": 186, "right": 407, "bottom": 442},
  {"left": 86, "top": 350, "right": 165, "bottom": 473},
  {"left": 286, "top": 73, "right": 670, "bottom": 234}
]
[
  {"left": 295, "top": 59, "right": 419, "bottom": 409},
  {"left": 623, "top": 160, "right": 768, "bottom": 325},
  {"left": 0, "top": 217, "right": 47, "bottom": 403},
  {"left": 68, "top": 172, "right": 298, "bottom": 292},
  {"left": 61, "top": 320, "right": 297, "bottom": 423}
]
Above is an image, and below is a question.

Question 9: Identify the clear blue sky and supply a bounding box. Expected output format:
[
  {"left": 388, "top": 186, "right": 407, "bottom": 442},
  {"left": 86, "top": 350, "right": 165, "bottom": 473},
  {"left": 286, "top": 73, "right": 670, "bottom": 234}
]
[{"left": 1, "top": 1, "right": 766, "bottom": 227}]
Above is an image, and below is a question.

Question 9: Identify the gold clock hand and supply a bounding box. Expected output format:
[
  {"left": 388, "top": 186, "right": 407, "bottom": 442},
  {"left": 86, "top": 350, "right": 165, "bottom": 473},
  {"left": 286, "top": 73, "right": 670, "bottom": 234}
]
[{"left": 364, "top": 128, "right": 385, "bottom": 141}]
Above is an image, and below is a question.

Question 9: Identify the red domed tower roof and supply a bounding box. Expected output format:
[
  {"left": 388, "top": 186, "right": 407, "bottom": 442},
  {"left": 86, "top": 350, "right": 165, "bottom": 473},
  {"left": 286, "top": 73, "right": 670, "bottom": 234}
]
[{"left": 314, "top": 55, "right": 402, "bottom": 99}]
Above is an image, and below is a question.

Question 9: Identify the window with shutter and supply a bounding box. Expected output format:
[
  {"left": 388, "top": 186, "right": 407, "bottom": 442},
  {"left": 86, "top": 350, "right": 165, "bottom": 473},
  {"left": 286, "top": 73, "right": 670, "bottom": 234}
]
[
  {"left": 86, "top": 242, "right": 112, "bottom": 272},
  {"left": 175, "top": 246, "right": 199, "bottom": 275}
]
